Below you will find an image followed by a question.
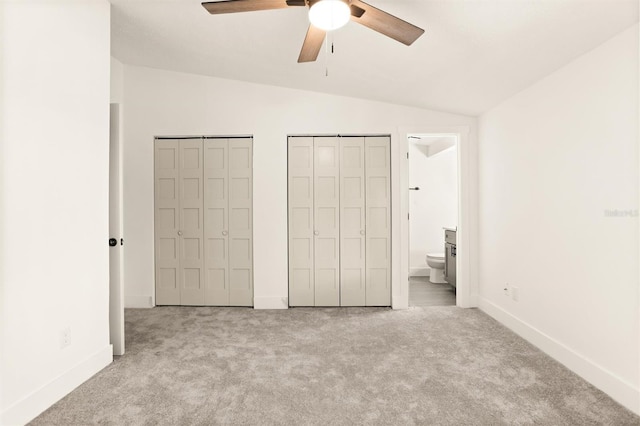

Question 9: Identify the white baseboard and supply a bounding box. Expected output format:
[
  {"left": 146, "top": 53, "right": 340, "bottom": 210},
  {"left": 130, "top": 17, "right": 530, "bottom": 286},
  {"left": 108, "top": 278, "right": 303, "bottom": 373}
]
[
  {"left": 125, "top": 294, "right": 154, "bottom": 308},
  {"left": 478, "top": 298, "right": 640, "bottom": 415},
  {"left": 410, "top": 267, "right": 430, "bottom": 277},
  {"left": 0, "top": 345, "right": 113, "bottom": 426},
  {"left": 254, "top": 296, "right": 288, "bottom": 309}
]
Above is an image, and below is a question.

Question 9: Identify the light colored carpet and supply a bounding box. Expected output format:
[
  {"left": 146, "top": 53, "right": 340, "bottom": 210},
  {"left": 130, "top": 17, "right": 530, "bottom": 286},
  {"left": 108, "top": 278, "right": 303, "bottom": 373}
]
[{"left": 31, "top": 307, "right": 638, "bottom": 425}]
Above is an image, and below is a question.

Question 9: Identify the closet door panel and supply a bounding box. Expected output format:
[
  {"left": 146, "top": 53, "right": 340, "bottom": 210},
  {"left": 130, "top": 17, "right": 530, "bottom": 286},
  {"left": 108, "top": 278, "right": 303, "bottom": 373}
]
[
  {"left": 229, "top": 138, "right": 253, "bottom": 306},
  {"left": 179, "top": 140, "right": 205, "bottom": 305},
  {"left": 288, "top": 137, "right": 315, "bottom": 306},
  {"left": 314, "top": 137, "right": 340, "bottom": 306},
  {"left": 204, "top": 139, "right": 230, "bottom": 305},
  {"left": 155, "top": 140, "right": 180, "bottom": 305},
  {"left": 365, "top": 137, "right": 391, "bottom": 306},
  {"left": 340, "top": 137, "right": 366, "bottom": 306}
]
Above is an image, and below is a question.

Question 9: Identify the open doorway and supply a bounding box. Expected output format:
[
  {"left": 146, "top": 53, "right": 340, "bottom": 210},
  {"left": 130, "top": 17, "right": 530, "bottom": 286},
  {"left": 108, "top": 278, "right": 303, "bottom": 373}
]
[{"left": 407, "top": 134, "right": 458, "bottom": 307}]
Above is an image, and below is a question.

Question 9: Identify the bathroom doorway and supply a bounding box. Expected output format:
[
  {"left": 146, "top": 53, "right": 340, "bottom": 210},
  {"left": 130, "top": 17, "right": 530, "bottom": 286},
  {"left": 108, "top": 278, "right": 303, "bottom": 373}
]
[{"left": 407, "top": 134, "right": 458, "bottom": 307}]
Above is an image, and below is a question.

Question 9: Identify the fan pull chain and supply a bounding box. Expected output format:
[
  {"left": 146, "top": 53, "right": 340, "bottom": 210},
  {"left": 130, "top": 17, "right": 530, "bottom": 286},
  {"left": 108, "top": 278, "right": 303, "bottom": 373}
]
[
  {"left": 325, "top": 33, "right": 335, "bottom": 77},
  {"left": 325, "top": 34, "right": 329, "bottom": 76}
]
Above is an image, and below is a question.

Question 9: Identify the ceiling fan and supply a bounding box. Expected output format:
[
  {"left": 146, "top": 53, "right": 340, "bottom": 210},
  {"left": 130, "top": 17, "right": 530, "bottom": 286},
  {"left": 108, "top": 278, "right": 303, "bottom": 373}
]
[{"left": 201, "top": 0, "right": 425, "bottom": 63}]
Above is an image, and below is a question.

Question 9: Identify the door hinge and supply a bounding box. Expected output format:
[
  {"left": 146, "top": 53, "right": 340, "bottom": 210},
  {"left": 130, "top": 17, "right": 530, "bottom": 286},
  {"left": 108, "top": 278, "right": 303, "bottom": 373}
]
[
  {"left": 408, "top": 213, "right": 410, "bottom": 220},
  {"left": 406, "top": 152, "right": 409, "bottom": 159}
]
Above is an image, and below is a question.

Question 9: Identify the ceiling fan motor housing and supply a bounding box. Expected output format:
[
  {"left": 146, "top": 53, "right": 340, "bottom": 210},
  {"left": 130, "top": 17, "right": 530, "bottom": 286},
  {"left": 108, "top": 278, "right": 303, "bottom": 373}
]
[
  {"left": 308, "top": 0, "right": 352, "bottom": 31},
  {"left": 306, "top": 0, "right": 366, "bottom": 19},
  {"left": 307, "top": 0, "right": 348, "bottom": 6}
]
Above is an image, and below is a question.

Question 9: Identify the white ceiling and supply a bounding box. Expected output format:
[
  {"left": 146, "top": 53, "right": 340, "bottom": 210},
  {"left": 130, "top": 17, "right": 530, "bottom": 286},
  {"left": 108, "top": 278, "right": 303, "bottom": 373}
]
[{"left": 111, "top": 0, "right": 638, "bottom": 116}]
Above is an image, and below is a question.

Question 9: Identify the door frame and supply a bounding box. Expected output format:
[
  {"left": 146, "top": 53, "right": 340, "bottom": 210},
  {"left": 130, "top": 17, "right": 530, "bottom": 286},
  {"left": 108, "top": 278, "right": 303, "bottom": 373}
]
[{"left": 394, "top": 126, "right": 478, "bottom": 309}]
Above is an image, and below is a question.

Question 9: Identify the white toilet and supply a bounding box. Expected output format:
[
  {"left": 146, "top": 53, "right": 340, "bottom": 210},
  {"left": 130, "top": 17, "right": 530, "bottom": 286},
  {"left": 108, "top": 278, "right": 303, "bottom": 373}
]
[{"left": 426, "top": 253, "right": 447, "bottom": 284}]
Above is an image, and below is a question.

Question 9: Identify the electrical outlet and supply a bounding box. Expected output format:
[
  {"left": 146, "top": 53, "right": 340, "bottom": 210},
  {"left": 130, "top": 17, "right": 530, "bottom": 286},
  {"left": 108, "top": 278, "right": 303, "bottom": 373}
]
[
  {"left": 503, "top": 283, "right": 510, "bottom": 297},
  {"left": 60, "top": 327, "right": 71, "bottom": 349},
  {"left": 512, "top": 286, "right": 519, "bottom": 302}
]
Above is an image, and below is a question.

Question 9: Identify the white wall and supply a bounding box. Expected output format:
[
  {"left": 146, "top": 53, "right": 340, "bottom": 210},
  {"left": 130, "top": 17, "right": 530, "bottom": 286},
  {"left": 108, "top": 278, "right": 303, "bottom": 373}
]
[
  {"left": 121, "top": 65, "right": 476, "bottom": 309},
  {"left": 409, "top": 143, "right": 458, "bottom": 275},
  {"left": 478, "top": 24, "right": 639, "bottom": 414},
  {"left": 0, "top": 1, "right": 112, "bottom": 424}
]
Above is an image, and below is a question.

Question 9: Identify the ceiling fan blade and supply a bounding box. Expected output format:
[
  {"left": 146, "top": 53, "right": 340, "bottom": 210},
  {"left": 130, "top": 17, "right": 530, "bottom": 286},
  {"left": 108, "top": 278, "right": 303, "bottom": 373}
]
[
  {"left": 349, "top": 0, "right": 424, "bottom": 46},
  {"left": 202, "top": 0, "right": 299, "bottom": 15},
  {"left": 298, "top": 25, "right": 326, "bottom": 63}
]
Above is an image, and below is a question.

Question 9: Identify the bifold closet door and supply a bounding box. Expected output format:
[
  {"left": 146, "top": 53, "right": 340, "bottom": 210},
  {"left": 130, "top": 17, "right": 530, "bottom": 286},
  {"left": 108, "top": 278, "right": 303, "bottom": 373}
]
[
  {"left": 288, "top": 136, "right": 340, "bottom": 307},
  {"left": 203, "top": 139, "right": 229, "bottom": 305},
  {"left": 156, "top": 137, "right": 252, "bottom": 307},
  {"left": 204, "top": 138, "right": 253, "bottom": 306},
  {"left": 179, "top": 140, "right": 205, "bottom": 305},
  {"left": 288, "top": 137, "right": 315, "bottom": 306},
  {"left": 340, "top": 137, "right": 366, "bottom": 306},
  {"left": 155, "top": 140, "right": 180, "bottom": 305},
  {"left": 154, "top": 139, "right": 204, "bottom": 305},
  {"left": 288, "top": 135, "right": 391, "bottom": 307},
  {"left": 314, "top": 137, "right": 340, "bottom": 306},
  {"left": 228, "top": 139, "right": 253, "bottom": 306},
  {"left": 365, "top": 136, "right": 391, "bottom": 306}
]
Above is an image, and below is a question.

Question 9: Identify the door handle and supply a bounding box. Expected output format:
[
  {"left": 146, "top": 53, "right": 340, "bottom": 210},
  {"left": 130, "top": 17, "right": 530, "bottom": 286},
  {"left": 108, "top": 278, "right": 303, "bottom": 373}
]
[
  {"left": 360, "top": 230, "right": 365, "bottom": 235},
  {"left": 222, "top": 231, "right": 228, "bottom": 236},
  {"left": 109, "top": 238, "right": 117, "bottom": 247},
  {"left": 177, "top": 231, "right": 183, "bottom": 236},
  {"left": 314, "top": 231, "right": 319, "bottom": 236},
  {"left": 409, "top": 187, "right": 420, "bottom": 191}
]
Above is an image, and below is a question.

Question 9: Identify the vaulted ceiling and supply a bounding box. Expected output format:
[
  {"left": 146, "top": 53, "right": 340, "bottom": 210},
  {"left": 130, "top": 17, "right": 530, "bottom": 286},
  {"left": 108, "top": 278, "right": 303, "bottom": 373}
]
[{"left": 111, "top": 0, "right": 638, "bottom": 116}]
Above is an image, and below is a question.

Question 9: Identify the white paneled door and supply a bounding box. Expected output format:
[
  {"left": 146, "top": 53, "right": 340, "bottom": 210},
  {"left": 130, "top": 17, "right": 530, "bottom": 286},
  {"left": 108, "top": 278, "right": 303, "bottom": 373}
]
[
  {"left": 365, "top": 137, "right": 391, "bottom": 306},
  {"left": 228, "top": 139, "right": 253, "bottom": 306},
  {"left": 288, "top": 137, "right": 315, "bottom": 306},
  {"left": 155, "top": 139, "right": 181, "bottom": 305},
  {"left": 179, "top": 140, "right": 205, "bottom": 305},
  {"left": 203, "top": 138, "right": 229, "bottom": 305},
  {"left": 288, "top": 135, "right": 391, "bottom": 307},
  {"left": 340, "top": 137, "right": 366, "bottom": 306},
  {"left": 155, "top": 137, "right": 253, "bottom": 306},
  {"left": 314, "top": 137, "right": 340, "bottom": 306}
]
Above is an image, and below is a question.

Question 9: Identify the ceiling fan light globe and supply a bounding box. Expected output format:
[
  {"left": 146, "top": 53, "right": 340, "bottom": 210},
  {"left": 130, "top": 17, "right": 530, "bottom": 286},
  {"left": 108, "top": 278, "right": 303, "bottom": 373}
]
[{"left": 309, "top": 0, "right": 350, "bottom": 31}]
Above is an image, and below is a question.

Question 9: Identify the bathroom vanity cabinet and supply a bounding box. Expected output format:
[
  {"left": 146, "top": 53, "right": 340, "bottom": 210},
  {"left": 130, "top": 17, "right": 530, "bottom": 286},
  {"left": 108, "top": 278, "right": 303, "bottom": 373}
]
[{"left": 444, "top": 229, "right": 456, "bottom": 287}]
